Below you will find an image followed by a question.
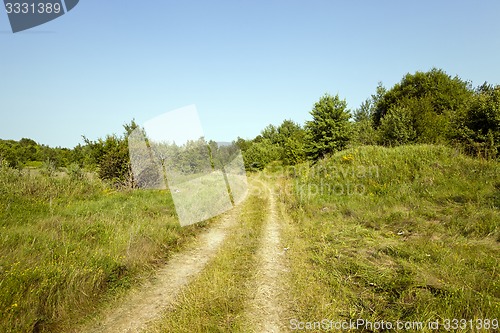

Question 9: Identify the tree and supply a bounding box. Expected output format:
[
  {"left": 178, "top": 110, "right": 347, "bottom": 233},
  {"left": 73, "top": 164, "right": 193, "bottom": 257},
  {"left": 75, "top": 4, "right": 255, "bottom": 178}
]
[
  {"left": 353, "top": 98, "right": 373, "bottom": 123},
  {"left": 261, "top": 124, "right": 279, "bottom": 144},
  {"left": 352, "top": 99, "right": 378, "bottom": 145},
  {"left": 83, "top": 120, "right": 138, "bottom": 186},
  {"left": 0, "top": 140, "right": 20, "bottom": 168},
  {"left": 378, "top": 105, "right": 417, "bottom": 146},
  {"left": 282, "top": 138, "right": 306, "bottom": 165},
  {"left": 242, "top": 138, "right": 281, "bottom": 170},
  {"left": 0, "top": 138, "right": 72, "bottom": 168},
  {"left": 371, "top": 69, "right": 474, "bottom": 146},
  {"left": 235, "top": 137, "right": 251, "bottom": 152},
  {"left": 372, "top": 68, "right": 473, "bottom": 130},
  {"left": 276, "top": 120, "right": 303, "bottom": 144},
  {"left": 452, "top": 83, "right": 500, "bottom": 158},
  {"left": 304, "top": 93, "right": 352, "bottom": 160},
  {"left": 276, "top": 120, "right": 306, "bottom": 164},
  {"left": 84, "top": 134, "right": 130, "bottom": 183}
]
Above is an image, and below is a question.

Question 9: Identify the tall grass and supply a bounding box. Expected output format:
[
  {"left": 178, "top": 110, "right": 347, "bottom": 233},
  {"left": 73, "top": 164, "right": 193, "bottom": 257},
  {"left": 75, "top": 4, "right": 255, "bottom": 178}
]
[
  {"left": 277, "top": 145, "right": 499, "bottom": 330},
  {"left": 0, "top": 166, "right": 202, "bottom": 333}
]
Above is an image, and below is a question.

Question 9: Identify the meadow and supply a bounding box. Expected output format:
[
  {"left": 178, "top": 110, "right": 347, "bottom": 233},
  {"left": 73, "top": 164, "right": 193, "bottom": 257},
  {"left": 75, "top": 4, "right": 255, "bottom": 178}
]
[
  {"left": 0, "top": 165, "right": 206, "bottom": 333},
  {"left": 1, "top": 144, "right": 499, "bottom": 332}
]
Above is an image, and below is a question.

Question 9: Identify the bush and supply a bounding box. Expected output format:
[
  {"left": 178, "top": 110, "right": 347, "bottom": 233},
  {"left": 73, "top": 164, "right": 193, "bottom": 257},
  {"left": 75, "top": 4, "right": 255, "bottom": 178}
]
[
  {"left": 452, "top": 85, "right": 500, "bottom": 159},
  {"left": 67, "top": 163, "right": 85, "bottom": 181},
  {"left": 378, "top": 105, "right": 416, "bottom": 146},
  {"left": 242, "top": 139, "right": 282, "bottom": 170}
]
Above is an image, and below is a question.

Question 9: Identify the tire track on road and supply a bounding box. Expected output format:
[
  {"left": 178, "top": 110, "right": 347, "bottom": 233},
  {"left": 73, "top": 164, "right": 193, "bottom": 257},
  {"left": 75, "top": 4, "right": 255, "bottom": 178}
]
[
  {"left": 246, "top": 179, "right": 288, "bottom": 332},
  {"left": 76, "top": 208, "right": 240, "bottom": 333}
]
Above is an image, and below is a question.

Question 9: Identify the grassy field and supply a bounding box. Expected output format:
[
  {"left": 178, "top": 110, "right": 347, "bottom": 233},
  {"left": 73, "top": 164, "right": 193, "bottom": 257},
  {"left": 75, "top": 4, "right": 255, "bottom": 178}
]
[
  {"left": 0, "top": 166, "right": 206, "bottom": 333},
  {"left": 275, "top": 144, "right": 499, "bottom": 331},
  {"left": 1, "top": 144, "right": 499, "bottom": 332}
]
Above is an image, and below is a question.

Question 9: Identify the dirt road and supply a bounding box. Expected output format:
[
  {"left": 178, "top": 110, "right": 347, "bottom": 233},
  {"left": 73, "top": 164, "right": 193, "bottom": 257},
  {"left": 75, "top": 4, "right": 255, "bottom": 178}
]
[
  {"left": 77, "top": 178, "right": 287, "bottom": 333},
  {"left": 245, "top": 179, "right": 287, "bottom": 332}
]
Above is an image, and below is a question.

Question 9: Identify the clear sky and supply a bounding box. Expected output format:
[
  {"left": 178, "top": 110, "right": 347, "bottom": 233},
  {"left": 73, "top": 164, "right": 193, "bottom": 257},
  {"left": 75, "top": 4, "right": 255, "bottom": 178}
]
[{"left": 1, "top": 1, "right": 499, "bottom": 148}]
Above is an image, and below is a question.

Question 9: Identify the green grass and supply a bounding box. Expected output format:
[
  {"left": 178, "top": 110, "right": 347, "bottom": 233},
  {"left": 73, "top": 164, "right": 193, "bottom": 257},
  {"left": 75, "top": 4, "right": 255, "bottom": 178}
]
[
  {"left": 0, "top": 166, "right": 205, "bottom": 333},
  {"left": 276, "top": 145, "right": 499, "bottom": 331},
  {"left": 2, "top": 145, "right": 499, "bottom": 332}
]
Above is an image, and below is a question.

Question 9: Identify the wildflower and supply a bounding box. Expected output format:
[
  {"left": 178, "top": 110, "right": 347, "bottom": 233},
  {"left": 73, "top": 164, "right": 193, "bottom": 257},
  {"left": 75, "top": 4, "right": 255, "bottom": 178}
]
[{"left": 341, "top": 154, "right": 354, "bottom": 163}]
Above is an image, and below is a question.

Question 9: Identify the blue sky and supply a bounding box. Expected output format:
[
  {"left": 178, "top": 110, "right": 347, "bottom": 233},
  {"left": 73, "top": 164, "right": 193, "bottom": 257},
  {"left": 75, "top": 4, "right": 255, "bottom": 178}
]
[{"left": 1, "top": 1, "right": 499, "bottom": 148}]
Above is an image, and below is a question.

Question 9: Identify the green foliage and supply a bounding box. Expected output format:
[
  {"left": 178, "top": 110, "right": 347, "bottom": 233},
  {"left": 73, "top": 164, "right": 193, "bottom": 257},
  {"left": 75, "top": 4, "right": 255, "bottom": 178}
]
[
  {"left": 40, "top": 159, "right": 58, "bottom": 177},
  {"left": 241, "top": 120, "right": 306, "bottom": 169},
  {"left": 242, "top": 138, "right": 282, "bottom": 170},
  {"left": 378, "top": 104, "right": 417, "bottom": 146},
  {"left": 149, "top": 137, "right": 228, "bottom": 176},
  {"left": 0, "top": 138, "right": 81, "bottom": 170},
  {"left": 371, "top": 69, "right": 473, "bottom": 147},
  {"left": 260, "top": 124, "right": 279, "bottom": 144},
  {"left": 352, "top": 99, "right": 378, "bottom": 145},
  {"left": 353, "top": 98, "right": 373, "bottom": 123},
  {"left": 0, "top": 140, "right": 21, "bottom": 168},
  {"left": 406, "top": 95, "right": 450, "bottom": 144},
  {"left": 67, "top": 163, "right": 85, "bottom": 181},
  {"left": 304, "top": 93, "right": 352, "bottom": 160},
  {"left": 173, "top": 138, "right": 213, "bottom": 174},
  {"left": 4, "top": 68, "right": 498, "bottom": 183},
  {"left": 84, "top": 120, "right": 139, "bottom": 186},
  {"left": 276, "top": 119, "right": 303, "bottom": 144},
  {"left": 277, "top": 120, "right": 306, "bottom": 165},
  {"left": 373, "top": 68, "right": 472, "bottom": 128},
  {"left": 282, "top": 137, "right": 306, "bottom": 165},
  {"left": 352, "top": 120, "right": 378, "bottom": 146},
  {"left": 452, "top": 84, "right": 500, "bottom": 159},
  {"left": 225, "top": 69, "right": 499, "bottom": 168},
  {"left": 84, "top": 134, "right": 131, "bottom": 185},
  {"left": 235, "top": 137, "right": 252, "bottom": 152}
]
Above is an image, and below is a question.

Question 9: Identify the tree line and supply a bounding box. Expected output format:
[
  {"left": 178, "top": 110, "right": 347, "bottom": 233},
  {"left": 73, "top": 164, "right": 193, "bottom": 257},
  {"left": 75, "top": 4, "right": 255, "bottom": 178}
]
[
  {"left": 238, "top": 68, "right": 500, "bottom": 169},
  {"left": 1, "top": 68, "right": 499, "bottom": 184}
]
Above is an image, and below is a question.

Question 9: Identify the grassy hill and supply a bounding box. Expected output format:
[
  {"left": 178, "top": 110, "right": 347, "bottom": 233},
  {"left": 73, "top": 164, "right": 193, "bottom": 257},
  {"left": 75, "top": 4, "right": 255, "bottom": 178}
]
[{"left": 277, "top": 144, "right": 499, "bottom": 328}]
